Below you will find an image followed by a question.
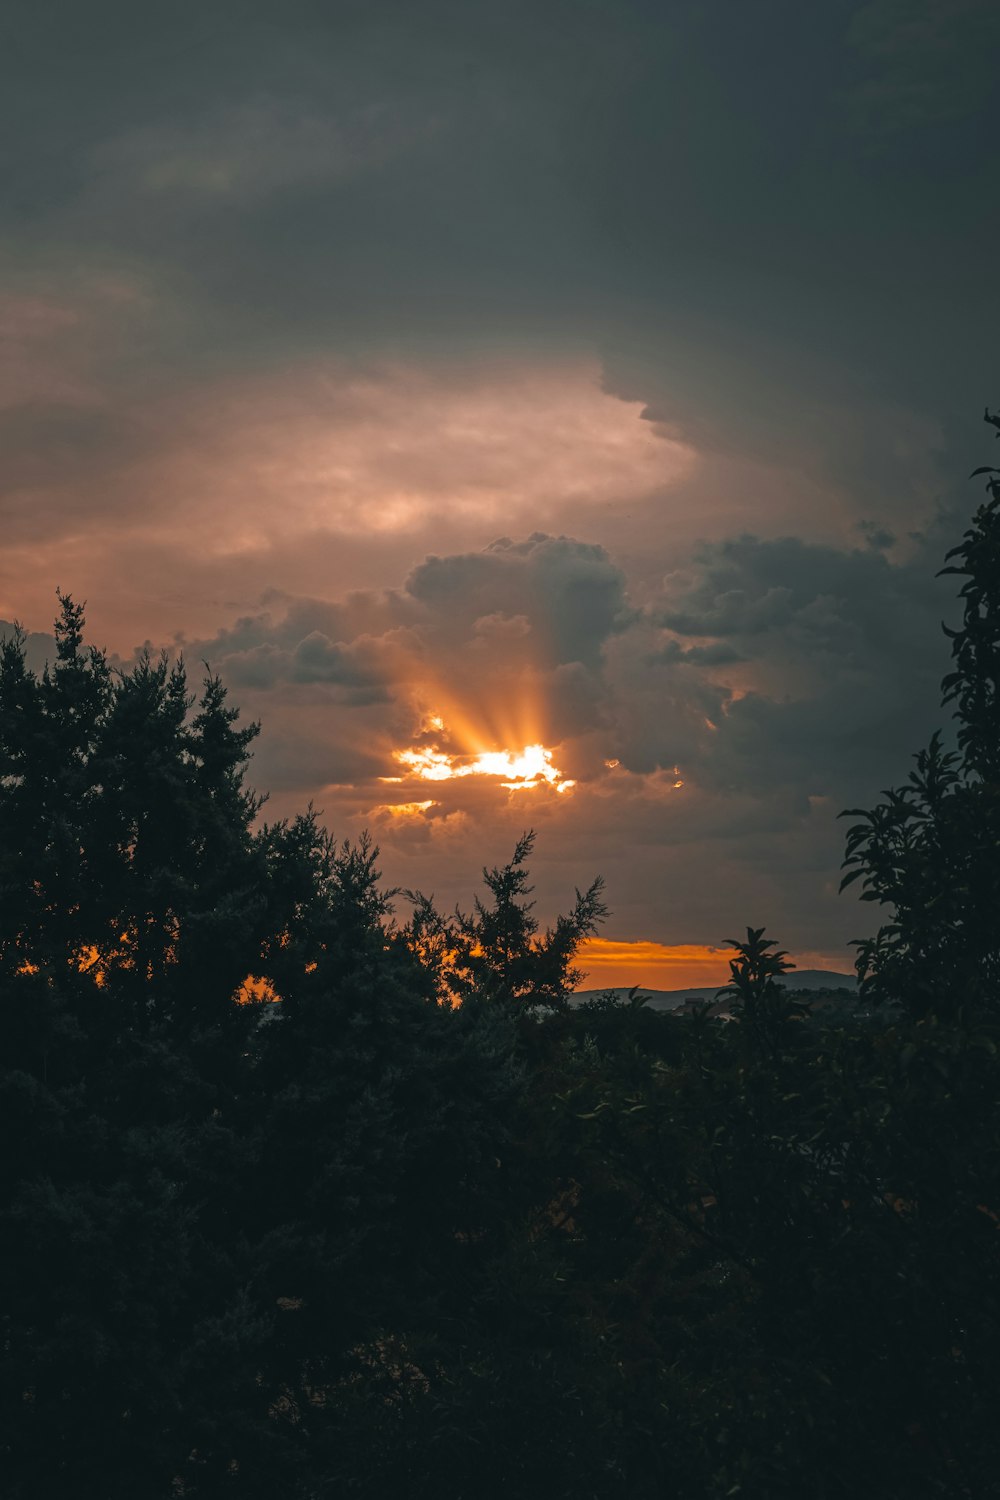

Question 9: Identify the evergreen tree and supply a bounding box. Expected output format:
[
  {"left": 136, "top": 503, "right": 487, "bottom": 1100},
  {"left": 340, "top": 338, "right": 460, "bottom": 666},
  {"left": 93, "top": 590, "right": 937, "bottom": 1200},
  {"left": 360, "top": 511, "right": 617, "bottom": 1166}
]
[
  {"left": 0, "top": 602, "right": 267, "bottom": 1496},
  {"left": 405, "top": 828, "right": 607, "bottom": 1010}
]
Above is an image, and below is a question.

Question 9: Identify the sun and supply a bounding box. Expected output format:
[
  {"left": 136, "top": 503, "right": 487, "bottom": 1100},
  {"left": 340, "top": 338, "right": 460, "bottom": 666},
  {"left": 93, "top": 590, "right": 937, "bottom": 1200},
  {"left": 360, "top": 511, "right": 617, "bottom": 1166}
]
[{"left": 384, "top": 716, "right": 575, "bottom": 795}]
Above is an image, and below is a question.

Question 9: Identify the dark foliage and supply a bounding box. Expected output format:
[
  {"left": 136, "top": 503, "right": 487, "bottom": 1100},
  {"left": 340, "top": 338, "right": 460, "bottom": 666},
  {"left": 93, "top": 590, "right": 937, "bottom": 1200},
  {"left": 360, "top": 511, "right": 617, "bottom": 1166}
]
[
  {"left": 0, "top": 613, "right": 524, "bottom": 1497},
  {"left": 3, "top": 416, "right": 1000, "bottom": 1497}
]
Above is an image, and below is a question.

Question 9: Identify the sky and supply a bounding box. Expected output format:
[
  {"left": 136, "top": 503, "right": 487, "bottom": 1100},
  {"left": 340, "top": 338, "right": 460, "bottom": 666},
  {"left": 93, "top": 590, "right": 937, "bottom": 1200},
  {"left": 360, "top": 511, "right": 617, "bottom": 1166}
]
[{"left": 2, "top": 0, "right": 998, "bottom": 987}]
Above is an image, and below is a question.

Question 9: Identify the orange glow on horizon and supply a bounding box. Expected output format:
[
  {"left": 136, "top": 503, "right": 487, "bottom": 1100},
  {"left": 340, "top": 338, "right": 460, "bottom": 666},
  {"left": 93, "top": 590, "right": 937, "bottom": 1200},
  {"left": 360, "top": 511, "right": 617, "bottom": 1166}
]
[
  {"left": 577, "top": 940, "right": 733, "bottom": 992},
  {"left": 576, "top": 938, "right": 851, "bottom": 993}
]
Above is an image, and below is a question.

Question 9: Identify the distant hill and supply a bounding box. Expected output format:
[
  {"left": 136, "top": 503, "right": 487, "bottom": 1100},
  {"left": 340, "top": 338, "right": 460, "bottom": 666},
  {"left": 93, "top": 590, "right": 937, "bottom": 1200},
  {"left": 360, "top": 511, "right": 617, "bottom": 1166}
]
[{"left": 573, "top": 968, "right": 857, "bottom": 1012}]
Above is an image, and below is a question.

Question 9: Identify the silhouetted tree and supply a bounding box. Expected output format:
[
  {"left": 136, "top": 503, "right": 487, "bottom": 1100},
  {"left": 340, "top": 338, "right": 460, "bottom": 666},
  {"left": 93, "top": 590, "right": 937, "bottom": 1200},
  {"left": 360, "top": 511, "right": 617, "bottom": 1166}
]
[
  {"left": 404, "top": 828, "right": 607, "bottom": 1009},
  {"left": 0, "top": 602, "right": 269, "bottom": 1496},
  {"left": 842, "top": 411, "right": 1000, "bottom": 1017}
]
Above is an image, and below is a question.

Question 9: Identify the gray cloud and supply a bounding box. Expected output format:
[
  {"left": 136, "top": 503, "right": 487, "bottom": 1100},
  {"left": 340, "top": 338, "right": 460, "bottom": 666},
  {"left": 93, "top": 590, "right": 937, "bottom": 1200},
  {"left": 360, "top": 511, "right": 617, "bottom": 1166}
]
[
  {"left": 406, "top": 534, "right": 631, "bottom": 670},
  {"left": 185, "top": 533, "right": 626, "bottom": 757},
  {"left": 646, "top": 519, "right": 960, "bottom": 799},
  {"left": 91, "top": 97, "right": 439, "bottom": 203},
  {"left": 0, "top": 622, "right": 57, "bottom": 677},
  {"left": 845, "top": 0, "right": 1000, "bottom": 133}
]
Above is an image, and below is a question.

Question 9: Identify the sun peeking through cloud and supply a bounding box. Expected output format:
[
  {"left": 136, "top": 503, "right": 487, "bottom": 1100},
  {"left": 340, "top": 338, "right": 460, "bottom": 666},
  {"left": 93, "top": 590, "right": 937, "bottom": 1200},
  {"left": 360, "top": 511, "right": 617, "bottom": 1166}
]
[
  {"left": 381, "top": 715, "right": 575, "bottom": 802},
  {"left": 393, "top": 742, "right": 574, "bottom": 793}
]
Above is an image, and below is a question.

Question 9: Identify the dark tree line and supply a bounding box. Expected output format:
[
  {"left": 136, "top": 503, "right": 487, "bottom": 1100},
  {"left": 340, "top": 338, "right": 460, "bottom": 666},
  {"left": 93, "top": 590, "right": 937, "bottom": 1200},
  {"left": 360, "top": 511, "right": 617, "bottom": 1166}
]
[{"left": 3, "top": 421, "right": 1000, "bottom": 1497}]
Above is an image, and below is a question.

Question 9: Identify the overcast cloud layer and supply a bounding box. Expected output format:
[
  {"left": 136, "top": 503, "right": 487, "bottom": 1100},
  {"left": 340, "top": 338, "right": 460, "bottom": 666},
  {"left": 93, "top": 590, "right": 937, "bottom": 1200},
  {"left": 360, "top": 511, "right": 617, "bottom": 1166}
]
[{"left": 2, "top": 0, "right": 997, "bottom": 975}]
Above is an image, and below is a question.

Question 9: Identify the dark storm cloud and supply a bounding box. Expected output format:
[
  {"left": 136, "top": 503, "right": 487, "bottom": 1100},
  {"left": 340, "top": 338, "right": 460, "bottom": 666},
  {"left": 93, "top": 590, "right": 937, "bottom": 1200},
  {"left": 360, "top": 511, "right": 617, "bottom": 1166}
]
[
  {"left": 405, "top": 535, "right": 631, "bottom": 670},
  {"left": 647, "top": 518, "right": 961, "bottom": 798},
  {"left": 654, "top": 642, "right": 746, "bottom": 667},
  {"left": 3, "top": 1, "right": 615, "bottom": 355},
  {"left": 3, "top": 0, "right": 993, "bottom": 555},
  {"left": 584, "top": 0, "right": 997, "bottom": 496},
  {"left": 188, "top": 533, "right": 627, "bottom": 749},
  {"left": 218, "top": 631, "right": 406, "bottom": 703},
  {"left": 8, "top": 0, "right": 993, "bottom": 395},
  {"left": 845, "top": 0, "right": 1000, "bottom": 132}
]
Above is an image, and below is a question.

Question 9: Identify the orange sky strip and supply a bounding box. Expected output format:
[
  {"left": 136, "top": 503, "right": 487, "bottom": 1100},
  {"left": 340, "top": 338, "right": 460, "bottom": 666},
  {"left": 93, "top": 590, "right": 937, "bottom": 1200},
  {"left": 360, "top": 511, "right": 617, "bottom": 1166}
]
[{"left": 576, "top": 938, "right": 849, "bottom": 992}]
